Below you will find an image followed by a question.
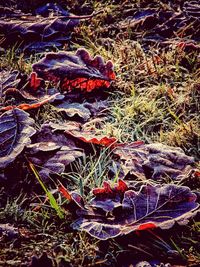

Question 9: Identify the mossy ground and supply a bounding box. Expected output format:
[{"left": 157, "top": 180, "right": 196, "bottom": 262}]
[{"left": 0, "top": 0, "right": 200, "bottom": 266}]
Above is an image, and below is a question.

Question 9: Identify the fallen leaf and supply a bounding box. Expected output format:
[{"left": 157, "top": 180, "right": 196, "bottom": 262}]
[
  {"left": 54, "top": 99, "right": 108, "bottom": 122},
  {"left": 70, "top": 180, "right": 199, "bottom": 240},
  {"left": 1, "top": 92, "right": 62, "bottom": 112},
  {"left": 42, "top": 122, "right": 195, "bottom": 180},
  {"left": 32, "top": 49, "right": 115, "bottom": 92},
  {"left": 55, "top": 102, "right": 91, "bottom": 121},
  {"left": 113, "top": 142, "right": 195, "bottom": 180},
  {"left": 0, "top": 70, "right": 21, "bottom": 97},
  {"left": 29, "top": 72, "right": 43, "bottom": 91},
  {"left": 50, "top": 121, "right": 117, "bottom": 147},
  {"left": 27, "top": 124, "right": 84, "bottom": 179},
  {"left": 0, "top": 108, "right": 36, "bottom": 168},
  {"left": 0, "top": 6, "right": 79, "bottom": 52},
  {"left": 0, "top": 93, "right": 60, "bottom": 112},
  {"left": 117, "top": 2, "right": 200, "bottom": 52}
]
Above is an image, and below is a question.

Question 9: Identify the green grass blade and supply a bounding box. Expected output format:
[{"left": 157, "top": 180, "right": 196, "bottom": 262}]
[{"left": 29, "top": 161, "right": 64, "bottom": 219}]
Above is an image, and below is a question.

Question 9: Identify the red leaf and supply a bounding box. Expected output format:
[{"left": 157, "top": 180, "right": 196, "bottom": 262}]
[
  {"left": 77, "top": 136, "right": 117, "bottom": 147},
  {"left": 115, "top": 179, "right": 128, "bottom": 193},
  {"left": 50, "top": 121, "right": 118, "bottom": 148},
  {"left": 137, "top": 223, "right": 156, "bottom": 231},
  {"left": 93, "top": 179, "right": 128, "bottom": 197},
  {"left": 58, "top": 183, "right": 72, "bottom": 201},
  {"left": 71, "top": 182, "right": 199, "bottom": 240},
  {"left": 32, "top": 49, "right": 115, "bottom": 92},
  {"left": 93, "top": 181, "right": 113, "bottom": 196},
  {"left": 30, "top": 72, "right": 43, "bottom": 90},
  {"left": 0, "top": 94, "right": 59, "bottom": 112}
]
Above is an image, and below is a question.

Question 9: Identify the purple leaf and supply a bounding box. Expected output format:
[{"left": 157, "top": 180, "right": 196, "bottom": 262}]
[
  {"left": 0, "top": 7, "right": 79, "bottom": 52},
  {"left": 0, "top": 108, "right": 36, "bottom": 168},
  {"left": 32, "top": 49, "right": 115, "bottom": 92},
  {"left": 0, "top": 70, "right": 21, "bottom": 97},
  {"left": 54, "top": 100, "right": 108, "bottom": 121},
  {"left": 71, "top": 181, "right": 199, "bottom": 240},
  {"left": 113, "top": 142, "right": 195, "bottom": 180},
  {"left": 55, "top": 102, "right": 91, "bottom": 121},
  {"left": 27, "top": 124, "right": 84, "bottom": 179}
]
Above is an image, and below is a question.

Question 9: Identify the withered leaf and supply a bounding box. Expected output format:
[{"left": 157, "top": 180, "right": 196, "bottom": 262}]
[
  {"left": 0, "top": 70, "right": 21, "bottom": 97},
  {"left": 46, "top": 122, "right": 195, "bottom": 179},
  {"left": 55, "top": 98, "right": 107, "bottom": 121},
  {"left": 113, "top": 142, "right": 195, "bottom": 180},
  {"left": 117, "top": 1, "right": 200, "bottom": 52},
  {"left": 0, "top": 93, "right": 60, "bottom": 112},
  {"left": 0, "top": 70, "right": 63, "bottom": 112},
  {"left": 50, "top": 121, "right": 117, "bottom": 147},
  {"left": 0, "top": 108, "right": 36, "bottom": 168},
  {"left": 27, "top": 124, "right": 84, "bottom": 179},
  {"left": 32, "top": 49, "right": 115, "bottom": 92},
  {"left": 55, "top": 102, "right": 91, "bottom": 121},
  {"left": 54, "top": 99, "right": 108, "bottom": 121},
  {"left": 70, "top": 180, "right": 199, "bottom": 240},
  {"left": 0, "top": 5, "right": 79, "bottom": 52}
]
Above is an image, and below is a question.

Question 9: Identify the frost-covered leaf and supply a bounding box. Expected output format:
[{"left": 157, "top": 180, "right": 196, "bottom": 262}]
[
  {"left": 0, "top": 93, "right": 60, "bottom": 112},
  {"left": 50, "top": 121, "right": 117, "bottom": 147},
  {"left": 55, "top": 102, "right": 91, "bottom": 121},
  {"left": 54, "top": 100, "right": 108, "bottom": 121},
  {"left": 0, "top": 70, "right": 21, "bottom": 97},
  {"left": 0, "top": 6, "right": 79, "bottom": 52},
  {"left": 32, "top": 49, "right": 115, "bottom": 92},
  {"left": 0, "top": 108, "right": 36, "bottom": 168},
  {"left": 45, "top": 122, "right": 195, "bottom": 180},
  {"left": 117, "top": 1, "right": 200, "bottom": 50},
  {"left": 0, "top": 70, "right": 62, "bottom": 112},
  {"left": 70, "top": 180, "right": 199, "bottom": 240},
  {"left": 83, "top": 100, "right": 108, "bottom": 117},
  {"left": 113, "top": 142, "right": 195, "bottom": 180},
  {"left": 27, "top": 124, "right": 84, "bottom": 179}
]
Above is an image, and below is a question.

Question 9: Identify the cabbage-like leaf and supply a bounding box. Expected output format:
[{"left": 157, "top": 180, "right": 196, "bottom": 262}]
[
  {"left": 32, "top": 49, "right": 115, "bottom": 92},
  {"left": 0, "top": 108, "right": 36, "bottom": 168},
  {"left": 70, "top": 181, "right": 199, "bottom": 240},
  {"left": 27, "top": 124, "right": 84, "bottom": 179},
  {"left": 113, "top": 142, "right": 195, "bottom": 180}
]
